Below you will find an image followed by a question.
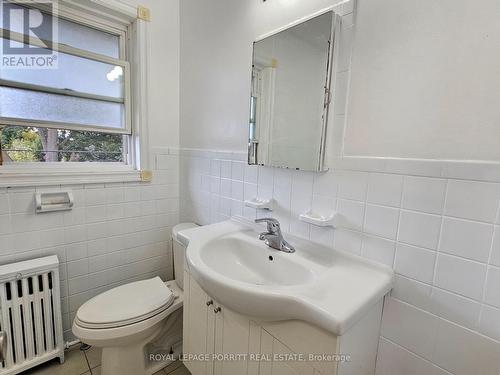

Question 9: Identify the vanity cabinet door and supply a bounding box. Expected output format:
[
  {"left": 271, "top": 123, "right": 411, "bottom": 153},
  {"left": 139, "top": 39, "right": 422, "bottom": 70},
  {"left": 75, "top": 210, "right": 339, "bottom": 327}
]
[
  {"left": 259, "top": 328, "right": 317, "bottom": 375},
  {"left": 213, "top": 303, "right": 251, "bottom": 375},
  {"left": 183, "top": 271, "right": 216, "bottom": 375}
]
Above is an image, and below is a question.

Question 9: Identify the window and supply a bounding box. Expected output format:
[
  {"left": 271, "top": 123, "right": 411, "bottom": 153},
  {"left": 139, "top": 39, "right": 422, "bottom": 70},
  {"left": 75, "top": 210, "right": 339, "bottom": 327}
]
[{"left": 0, "top": 1, "right": 132, "bottom": 165}]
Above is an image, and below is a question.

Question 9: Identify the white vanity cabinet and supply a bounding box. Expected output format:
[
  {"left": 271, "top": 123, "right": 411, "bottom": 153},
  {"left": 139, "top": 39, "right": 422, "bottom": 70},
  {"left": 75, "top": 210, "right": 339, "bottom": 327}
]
[{"left": 183, "top": 270, "right": 384, "bottom": 375}]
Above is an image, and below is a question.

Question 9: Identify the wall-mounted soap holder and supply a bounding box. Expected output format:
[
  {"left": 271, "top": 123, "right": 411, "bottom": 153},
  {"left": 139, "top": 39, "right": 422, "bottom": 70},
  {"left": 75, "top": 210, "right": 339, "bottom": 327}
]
[
  {"left": 299, "top": 211, "right": 337, "bottom": 228},
  {"left": 244, "top": 198, "right": 273, "bottom": 211},
  {"left": 35, "top": 191, "right": 74, "bottom": 213}
]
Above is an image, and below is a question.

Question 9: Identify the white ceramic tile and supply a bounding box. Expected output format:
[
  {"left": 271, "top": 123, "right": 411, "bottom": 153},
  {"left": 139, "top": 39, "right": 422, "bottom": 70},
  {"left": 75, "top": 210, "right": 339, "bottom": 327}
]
[
  {"left": 484, "top": 266, "right": 500, "bottom": 308},
  {"left": 402, "top": 177, "right": 446, "bottom": 215},
  {"left": 364, "top": 204, "right": 399, "bottom": 239},
  {"left": 257, "top": 184, "right": 273, "bottom": 202},
  {"left": 337, "top": 170, "right": 368, "bottom": 201},
  {"left": 439, "top": 217, "right": 493, "bottom": 262},
  {"left": 367, "top": 173, "right": 403, "bottom": 207},
  {"left": 313, "top": 171, "right": 337, "bottom": 198},
  {"left": 336, "top": 199, "right": 365, "bottom": 231},
  {"left": 395, "top": 243, "right": 436, "bottom": 283},
  {"left": 430, "top": 288, "right": 480, "bottom": 329},
  {"left": 311, "top": 195, "right": 336, "bottom": 218},
  {"left": 244, "top": 164, "right": 258, "bottom": 184},
  {"left": 445, "top": 180, "right": 500, "bottom": 223},
  {"left": 488, "top": 226, "right": 500, "bottom": 267},
  {"left": 381, "top": 298, "right": 438, "bottom": 360},
  {"left": 290, "top": 171, "right": 313, "bottom": 214},
  {"left": 398, "top": 210, "right": 441, "bottom": 250},
  {"left": 64, "top": 225, "right": 87, "bottom": 244},
  {"left": 106, "top": 204, "right": 125, "bottom": 220},
  {"left": 220, "top": 160, "right": 232, "bottom": 179},
  {"left": 220, "top": 178, "right": 231, "bottom": 198},
  {"left": 0, "top": 194, "right": 9, "bottom": 215},
  {"left": 67, "top": 259, "right": 89, "bottom": 278},
  {"left": 391, "top": 275, "right": 432, "bottom": 311},
  {"left": 309, "top": 226, "right": 334, "bottom": 248},
  {"left": 66, "top": 242, "right": 88, "bottom": 261},
  {"left": 244, "top": 183, "right": 258, "bottom": 202},
  {"left": 258, "top": 166, "right": 274, "bottom": 187},
  {"left": 84, "top": 188, "right": 106, "bottom": 206},
  {"left": 123, "top": 187, "right": 141, "bottom": 202},
  {"left": 273, "top": 183, "right": 291, "bottom": 213},
  {"left": 105, "top": 188, "right": 123, "bottom": 204},
  {"left": 230, "top": 200, "right": 243, "bottom": 217},
  {"left": 176, "top": 150, "right": 500, "bottom": 373},
  {"left": 63, "top": 208, "right": 86, "bottom": 226},
  {"left": 231, "top": 161, "right": 244, "bottom": 181},
  {"left": 210, "top": 159, "right": 221, "bottom": 177},
  {"left": 361, "top": 235, "right": 395, "bottom": 267},
  {"left": 39, "top": 229, "right": 65, "bottom": 248},
  {"left": 200, "top": 174, "right": 211, "bottom": 192},
  {"left": 9, "top": 192, "right": 35, "bottom": 213},
  {"left": 219, "top": 197, "right": 231, "bottom": 217},
  {"left": 289, "top": 219, "right": 310, "bottom": 240},
  {"left": 332, "top": 228, "right": 362, "bottom": 255},
  {"left": 432, "top": 319, "right": 499, "bottom": 375},
  {"left": 478, "top": 305, "right": 500, "bottom": 342},
  {"left": 0, "top": 215, "right": 12, "bottom": 235},
  {"left": 376, "top": 338, "right": 437, "bottom": 375},
  {"left": 7, "top": 232, "right": 39, "bottom": 252},
  {"left": 231, "top": 181, "right": 244, "bottom": 201},
  {"left": 434, "top": 254, "right": 487, "bottom": 300},
  {"left": 274, "top": 168, "right": 292, "bottom": 188}
]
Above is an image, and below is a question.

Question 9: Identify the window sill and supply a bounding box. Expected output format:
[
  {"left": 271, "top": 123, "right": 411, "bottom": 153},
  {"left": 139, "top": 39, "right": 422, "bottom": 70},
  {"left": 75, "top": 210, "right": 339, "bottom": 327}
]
[{"left": 0, "top": 164, "right": 143, "bottom": 188}]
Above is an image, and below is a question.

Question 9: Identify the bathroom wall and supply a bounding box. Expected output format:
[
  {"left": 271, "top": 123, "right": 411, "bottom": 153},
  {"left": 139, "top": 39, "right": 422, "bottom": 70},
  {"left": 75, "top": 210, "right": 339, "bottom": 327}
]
[
  {"left": 0, "top": 0, "right": 181, "bottom": 341},
  {"left": 344, "top": 0, "right": 500, "bottom": 161},
  {"left": 180, "top": 0, "right": 500, "bottom": 374}
]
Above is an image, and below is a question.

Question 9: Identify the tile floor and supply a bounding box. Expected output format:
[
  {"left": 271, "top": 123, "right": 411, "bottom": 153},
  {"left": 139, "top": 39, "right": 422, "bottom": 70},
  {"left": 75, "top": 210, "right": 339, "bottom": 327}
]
[{"left": 20, "top": 345, "right": 190, "bottom": 375}]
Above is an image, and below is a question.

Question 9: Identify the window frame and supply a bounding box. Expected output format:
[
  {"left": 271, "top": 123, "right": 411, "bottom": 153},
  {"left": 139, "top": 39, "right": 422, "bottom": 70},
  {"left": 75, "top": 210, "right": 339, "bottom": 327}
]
[{"left": 0, "top": 0, "right": 150, "bottom": 187}]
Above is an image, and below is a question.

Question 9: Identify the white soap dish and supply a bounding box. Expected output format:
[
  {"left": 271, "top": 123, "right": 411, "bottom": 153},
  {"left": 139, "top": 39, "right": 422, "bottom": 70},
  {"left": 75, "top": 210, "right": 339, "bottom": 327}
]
[
  {"left": 244, "top": 198, "right": 273, "bottom": 210},
  {"left": 299, "top": 211, "right": 337, "bottom": 228}
]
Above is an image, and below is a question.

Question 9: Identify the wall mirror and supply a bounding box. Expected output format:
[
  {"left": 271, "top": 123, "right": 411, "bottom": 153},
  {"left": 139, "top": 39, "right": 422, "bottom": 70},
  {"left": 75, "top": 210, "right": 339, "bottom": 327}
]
[{"left": 248, "top": 11, "right": 338, "bottom": 172}]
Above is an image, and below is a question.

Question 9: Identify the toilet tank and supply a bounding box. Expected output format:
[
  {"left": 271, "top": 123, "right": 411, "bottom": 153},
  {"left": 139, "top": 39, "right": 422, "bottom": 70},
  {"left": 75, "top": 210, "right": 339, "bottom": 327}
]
[{"left": 171, "top": 223, "right": 198, "bottom": 290}]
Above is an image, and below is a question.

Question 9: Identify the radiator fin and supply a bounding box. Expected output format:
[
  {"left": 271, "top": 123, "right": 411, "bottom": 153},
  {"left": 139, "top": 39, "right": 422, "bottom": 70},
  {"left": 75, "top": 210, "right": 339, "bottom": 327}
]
[{"left": 0, "top": 256, "right": 64, "bottom": 374}]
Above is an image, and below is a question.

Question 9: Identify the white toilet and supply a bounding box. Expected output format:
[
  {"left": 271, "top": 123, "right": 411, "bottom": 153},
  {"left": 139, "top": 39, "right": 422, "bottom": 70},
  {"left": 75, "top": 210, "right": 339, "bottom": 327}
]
[{"left": 72, "top": 223, "right": 197, "bottom": 375}]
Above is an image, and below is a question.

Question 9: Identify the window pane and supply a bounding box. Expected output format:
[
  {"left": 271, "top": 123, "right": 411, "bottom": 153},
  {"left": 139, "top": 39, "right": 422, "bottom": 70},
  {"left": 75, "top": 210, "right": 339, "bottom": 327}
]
[
  {"left": 0, "top": 3, "right": 120, "bottom": 58},
  {"left": 0, "top": 86, "right": 124, "bottom": 130},
  {"left": 1, "top": 126, "right": 124, "bottom": 162},
  {"left": 1, "top": 38, "right": 124, "bottom": 99}
]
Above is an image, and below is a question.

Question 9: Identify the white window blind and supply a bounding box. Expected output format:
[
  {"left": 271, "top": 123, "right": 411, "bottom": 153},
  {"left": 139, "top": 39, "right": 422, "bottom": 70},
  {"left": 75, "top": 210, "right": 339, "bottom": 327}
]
[{"left": 0, "top": 2, "right": 131, "bottom": 135}]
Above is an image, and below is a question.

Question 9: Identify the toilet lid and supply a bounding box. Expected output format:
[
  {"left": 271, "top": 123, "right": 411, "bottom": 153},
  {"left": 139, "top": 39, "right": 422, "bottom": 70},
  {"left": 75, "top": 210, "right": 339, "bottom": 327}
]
[{"left": 75, "top": 277, "right": 174, "bottom": 329}]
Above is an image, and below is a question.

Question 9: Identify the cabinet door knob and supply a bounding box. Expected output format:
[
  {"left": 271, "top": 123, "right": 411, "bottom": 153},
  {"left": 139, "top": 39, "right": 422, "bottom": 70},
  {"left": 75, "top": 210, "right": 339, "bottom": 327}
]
[
  {"left": 214, "top": 306, "right": 222, "bottom": 314},
  {"left": 206, "top": 300, "right": 213, "bottom": 306}
]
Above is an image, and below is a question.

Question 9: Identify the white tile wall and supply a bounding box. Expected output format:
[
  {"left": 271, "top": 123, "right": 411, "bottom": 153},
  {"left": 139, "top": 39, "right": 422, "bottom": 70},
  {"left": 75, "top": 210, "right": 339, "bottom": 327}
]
[
  {"left": 179, "top": 149, "right": 500, "bottom": 375},
  {"left": 0, "top": 152, "right": 180, "bottom": 341}
]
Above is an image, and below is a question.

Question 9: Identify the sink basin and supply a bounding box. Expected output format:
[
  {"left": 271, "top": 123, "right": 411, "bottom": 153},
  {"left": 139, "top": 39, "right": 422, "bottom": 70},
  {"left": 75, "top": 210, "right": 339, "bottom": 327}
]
[
  {"left": 200, "top": 235, "right": 314, "bottom": 286},
  {"left": 179, "top": 219, "right": 393, "bottom": 335}
]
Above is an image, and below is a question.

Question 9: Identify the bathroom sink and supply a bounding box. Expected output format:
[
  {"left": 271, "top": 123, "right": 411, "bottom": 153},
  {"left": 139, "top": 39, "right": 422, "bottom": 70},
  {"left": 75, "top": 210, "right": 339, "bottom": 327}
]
[
  {"left": 178, "top": 219, "right": 393, "bottom": 335},
  {"left": 200, "top": 235, "right": 314, "bottom": 286}
]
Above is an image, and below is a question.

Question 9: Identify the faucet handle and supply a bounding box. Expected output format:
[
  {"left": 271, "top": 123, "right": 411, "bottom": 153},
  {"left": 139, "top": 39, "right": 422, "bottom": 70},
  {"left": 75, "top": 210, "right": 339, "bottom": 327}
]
[{"left": 255, "top": 217, "right": 280, "bottom": 233}]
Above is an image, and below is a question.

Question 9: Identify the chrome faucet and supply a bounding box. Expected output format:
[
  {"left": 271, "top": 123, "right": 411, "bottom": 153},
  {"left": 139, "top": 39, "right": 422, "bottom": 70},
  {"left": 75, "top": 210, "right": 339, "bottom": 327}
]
[{"left": 255, "top": 218, "right": 295, "bottom": 253}]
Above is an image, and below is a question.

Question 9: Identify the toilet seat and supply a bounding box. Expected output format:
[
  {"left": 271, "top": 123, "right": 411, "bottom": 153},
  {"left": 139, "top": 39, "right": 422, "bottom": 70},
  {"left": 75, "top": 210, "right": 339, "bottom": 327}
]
[{"left": 75, "top": 277, "right": 175, "bottom": 329}]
